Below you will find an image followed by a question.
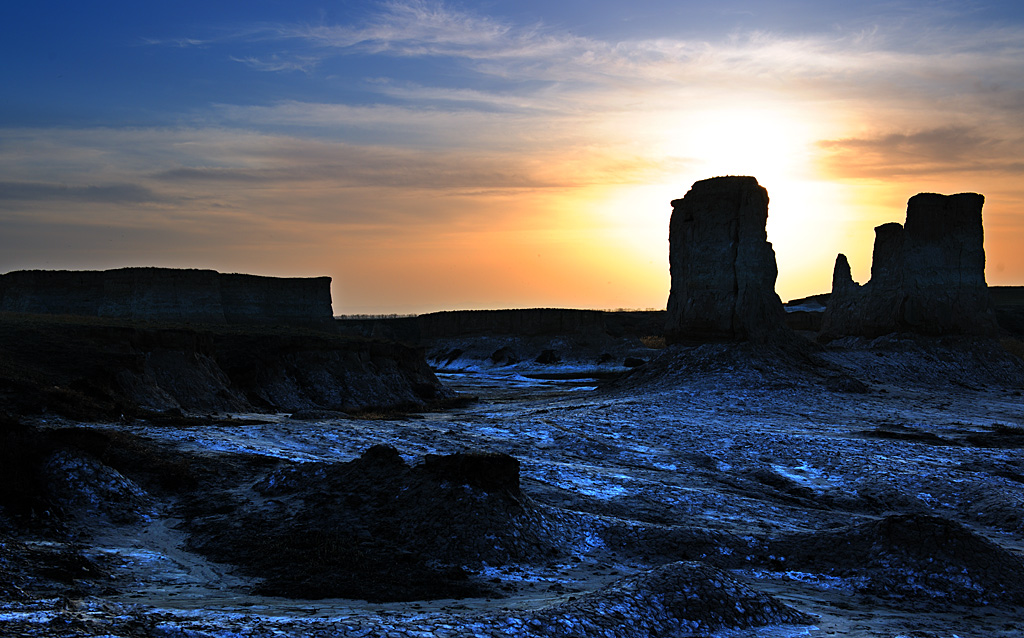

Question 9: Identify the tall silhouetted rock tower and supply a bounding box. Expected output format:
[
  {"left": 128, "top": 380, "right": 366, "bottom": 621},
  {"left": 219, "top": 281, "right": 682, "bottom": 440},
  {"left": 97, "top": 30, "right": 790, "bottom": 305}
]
[{"left": 665, "top": 176, "right": 790, "bottom": 344}]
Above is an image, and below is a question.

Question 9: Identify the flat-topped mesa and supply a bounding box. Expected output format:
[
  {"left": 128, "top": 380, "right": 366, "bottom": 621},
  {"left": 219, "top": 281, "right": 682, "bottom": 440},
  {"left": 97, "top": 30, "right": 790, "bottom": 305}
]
[
  {"left": 0, "top": 267, "right": 333, "bottom": 326},
  {"left": 820, "top": 192, "right": 998, "bottom": 340},
  {"left": 665, "top": 176, "right": 791, "bottom": 344}
]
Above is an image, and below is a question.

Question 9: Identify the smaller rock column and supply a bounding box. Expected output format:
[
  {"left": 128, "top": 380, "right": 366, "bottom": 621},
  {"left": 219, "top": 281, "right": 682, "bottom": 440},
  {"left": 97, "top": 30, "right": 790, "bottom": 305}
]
[{"left": 819, "top": 192, "right": 997, "bottom": 340}]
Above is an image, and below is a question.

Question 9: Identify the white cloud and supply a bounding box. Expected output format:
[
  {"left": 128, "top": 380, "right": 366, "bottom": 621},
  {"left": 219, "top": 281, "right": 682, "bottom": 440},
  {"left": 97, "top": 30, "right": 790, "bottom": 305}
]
[
  {"left": 186, "top": 2, "right": 1021, "bottom": 136},
  {"left": 281, "top": 0, "right": 544, "bottom": 58},
  {"left": 229, "top": 54, "right": 319, "bottom": 73}
]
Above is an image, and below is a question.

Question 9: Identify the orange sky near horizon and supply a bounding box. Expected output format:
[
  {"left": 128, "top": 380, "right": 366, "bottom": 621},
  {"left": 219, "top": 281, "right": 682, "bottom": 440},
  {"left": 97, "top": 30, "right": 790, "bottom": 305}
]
[
  {"left": 326, "top": 108, "right": 1024, "bottom": 314},
  {"left": 3, "top": 113, "right": 1021, "bottom": 316}
]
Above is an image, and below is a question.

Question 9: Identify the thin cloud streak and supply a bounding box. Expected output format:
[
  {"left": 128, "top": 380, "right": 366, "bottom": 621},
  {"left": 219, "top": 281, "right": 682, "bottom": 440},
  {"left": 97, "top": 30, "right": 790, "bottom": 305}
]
[
  {"left": 0, "top": 181, "right": 166, "bottom": 205},
  {"left": 229, "top": 55, "right": 320, "bottom": 73},
  {"left": 248, "top": 3, "right": 1024, "bottom": 87},
  {"left": 819, "top": 126, "right": 1024, "bottom": 178}
]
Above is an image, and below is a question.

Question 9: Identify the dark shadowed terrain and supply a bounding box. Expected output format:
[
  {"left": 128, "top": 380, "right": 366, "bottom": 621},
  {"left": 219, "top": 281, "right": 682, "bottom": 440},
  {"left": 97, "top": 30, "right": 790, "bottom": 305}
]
[{"left": 2, "top": 316, "right": 1024, "bottom": 636}]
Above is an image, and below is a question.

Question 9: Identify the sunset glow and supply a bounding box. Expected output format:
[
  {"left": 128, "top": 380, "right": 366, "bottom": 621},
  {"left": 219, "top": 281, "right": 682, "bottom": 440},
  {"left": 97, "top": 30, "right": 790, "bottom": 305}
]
[{"left": 2, "top": 1, "right": 1023, "bottom": 313}]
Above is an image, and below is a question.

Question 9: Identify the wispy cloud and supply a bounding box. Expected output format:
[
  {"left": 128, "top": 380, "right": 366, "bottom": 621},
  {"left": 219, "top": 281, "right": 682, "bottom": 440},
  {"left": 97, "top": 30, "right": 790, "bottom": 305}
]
[
  {"left": 281, "top": 0, "right": 545, "bottom": 58},
  {"left": 251, "top": 2, "right": 1024, "bottom": 82},
  {"left": 0, "top": 181, "right": 166, "bottom": 205},
  {"left": 136, "top": 0, "right": 1024, "bottom": 148},
  {"left": 139, "top": 36, "right": 210, "bottom": 48},
  {"left": 180, "top": 1, "right": 1024, "bottom": 146},
  {"left": 818, "top": 126, "right": 1024, "bottom": 178},
  {"left": 229, "top": 54, "right": 320, "bottom": 73}
]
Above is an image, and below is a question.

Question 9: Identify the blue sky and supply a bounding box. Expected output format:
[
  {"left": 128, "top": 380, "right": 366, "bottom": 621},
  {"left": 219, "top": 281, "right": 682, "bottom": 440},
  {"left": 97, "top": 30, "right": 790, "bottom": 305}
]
[{"left": 3, "top": 1, "right": 1024, "bottom": 312}]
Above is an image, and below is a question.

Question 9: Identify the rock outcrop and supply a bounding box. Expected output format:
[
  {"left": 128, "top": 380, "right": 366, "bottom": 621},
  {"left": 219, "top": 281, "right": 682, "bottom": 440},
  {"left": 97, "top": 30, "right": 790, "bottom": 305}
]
[
  {"left": 0, "top": 314, "right": 448, "bottom": 419},
  {"left": 820, "top": 192, "right": 998, "bottom": 340},
  {"left": 665, "top": 176, "right": 790, "bottom": 343},
  {"left": 186, "top": 445, "right": 557, "bottom": 601},
  {"left": 0, "top": 267, "right": 333, "bottom": 326}
]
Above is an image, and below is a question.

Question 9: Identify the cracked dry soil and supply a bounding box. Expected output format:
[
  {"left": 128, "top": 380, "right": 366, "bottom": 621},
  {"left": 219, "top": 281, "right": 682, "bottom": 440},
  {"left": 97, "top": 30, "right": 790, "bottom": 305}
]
[{"left": 2, "top": 336, "right": 1024, "bottom": 637}]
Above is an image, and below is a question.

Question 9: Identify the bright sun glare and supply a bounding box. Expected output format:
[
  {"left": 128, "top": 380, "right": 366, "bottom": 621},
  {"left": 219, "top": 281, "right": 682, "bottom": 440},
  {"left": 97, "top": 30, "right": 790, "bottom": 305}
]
[
  {"left": 680, "top": 107, "right": 807, "bottom": 181},
  {"left": 695, "top": 108, "right": 849, "bottom": 300},
  {"left": 622, "top": 104, "right": 852, "bottom": 302}
]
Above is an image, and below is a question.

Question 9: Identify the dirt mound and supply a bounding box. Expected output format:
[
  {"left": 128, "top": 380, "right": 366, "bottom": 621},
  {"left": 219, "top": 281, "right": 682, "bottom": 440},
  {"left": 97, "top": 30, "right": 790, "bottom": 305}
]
[
  {"left": 41, "top": 450, "right": 153, "bottom": 526},
  {"left": 185, "top": 445, "right": 561, "bottom": 601},
  {"left": 529, "top": 561, "right": 811, "bottom": 636},
  {"left": 769, "top": 513, "right": 1024, "bottom": 606},
  {"left": 611, "top": 341, "right": 831, "bottom": 393},
  {"left": 821, "top": 334, "right": 1024, "bottom": 389},
  {"left": 0, "top": 532, "right": 106, "bottom": 602},
  {"left": 0, "top": 417, "right": 56, "bottom": 525},
  {"left": 599, "top": 522, "right": 747, "bottom": 565},
  {"left": 0, "top": 421, "right": 208, "bottom": 538},
  {"left": 615, "top": 334, "right": 1024, "bottom": 395},
  {"left": 422, "top": 450, "right": 521, "bottom": 493}
]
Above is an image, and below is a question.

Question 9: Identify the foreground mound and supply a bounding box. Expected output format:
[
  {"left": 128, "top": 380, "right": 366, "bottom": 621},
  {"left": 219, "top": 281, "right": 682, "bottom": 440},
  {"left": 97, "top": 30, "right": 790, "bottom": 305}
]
[
  {"left": 609, "top": 341, "right": 838, "bottom": 393},
  {"left": 185, "top": 446, "right": 561, "bottom": 601},
  {"left": 769, "top": 513, "right": 1024, "bottom": 606},
  {"left": 529, "top": 561, "right": 811, "bottom": 636},
  {"left": 613, "top": 333, "right": 1024, "bottom": 395},
  {"left": 819, "top": 333, "right": 1024, "bottom": 389}
]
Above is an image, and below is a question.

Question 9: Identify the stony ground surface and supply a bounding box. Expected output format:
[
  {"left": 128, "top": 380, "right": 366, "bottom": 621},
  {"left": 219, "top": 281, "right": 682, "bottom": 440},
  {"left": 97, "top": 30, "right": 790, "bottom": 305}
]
[{"left": 2, "top": 336, "right": 1024, "bottom": 637}]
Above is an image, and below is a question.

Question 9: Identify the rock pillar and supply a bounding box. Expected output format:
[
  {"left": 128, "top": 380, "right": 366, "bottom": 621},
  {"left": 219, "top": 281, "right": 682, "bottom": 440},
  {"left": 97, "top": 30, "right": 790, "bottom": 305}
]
[
  {"left": 820, "top": 192, "right": 997, "bottom": 339},
  {"left": 665, "top": 176, "right": 790, "bottom": 343}
]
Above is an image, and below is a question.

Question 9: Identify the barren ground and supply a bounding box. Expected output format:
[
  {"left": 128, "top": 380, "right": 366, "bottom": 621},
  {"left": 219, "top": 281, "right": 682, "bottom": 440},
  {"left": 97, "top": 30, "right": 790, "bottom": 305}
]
[{"left": 2, "top": 336, "right": 1024, "bottom": 637}]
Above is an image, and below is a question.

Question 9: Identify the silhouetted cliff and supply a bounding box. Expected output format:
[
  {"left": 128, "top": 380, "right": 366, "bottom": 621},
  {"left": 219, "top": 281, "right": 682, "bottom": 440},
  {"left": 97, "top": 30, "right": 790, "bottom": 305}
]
[
  {"left": 338, "top": 309, "right": 621, "bottom": 341},
  {"left": 0, "top": 268, "right": 332, "bottom": 326},
  {"left": 336, "top": 309, "right": 666, "bottom": 370},
  {"left": 0, "top": 315, "right": 447, "bottom": 419}
]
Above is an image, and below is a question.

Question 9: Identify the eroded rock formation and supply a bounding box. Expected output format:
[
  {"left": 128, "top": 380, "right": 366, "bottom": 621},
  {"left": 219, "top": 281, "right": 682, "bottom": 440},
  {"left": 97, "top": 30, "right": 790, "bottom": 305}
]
[
  {"left": 186, "top": 445, "right": 555, "bottom": 601},
  {"left": 820, "top": 192, "right": 998, "bottom": 340},
  {"left": 0, "top": 267, "right": 333, "bottom": 326},
  {"left": 665, "top": 176, "right": 789, "bottom": 343},
  {"left": 0, "top": 315, "right": 448, "bottom": 418}
]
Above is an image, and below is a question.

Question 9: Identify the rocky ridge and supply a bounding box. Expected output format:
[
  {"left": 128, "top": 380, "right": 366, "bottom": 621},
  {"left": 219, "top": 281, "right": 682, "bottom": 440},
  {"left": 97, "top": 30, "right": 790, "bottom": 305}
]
[
  {"left": 0, "top": 267, "right": 333, "bottom": 326},
  {"left": 821, "top": 192, "right": 998, "bottom": 340},
  {"left": 0, "top": 313, "right": 447, "bottom": 419},
  {"left": 337, "top": 309, "right": 664, "bottom": 372}
]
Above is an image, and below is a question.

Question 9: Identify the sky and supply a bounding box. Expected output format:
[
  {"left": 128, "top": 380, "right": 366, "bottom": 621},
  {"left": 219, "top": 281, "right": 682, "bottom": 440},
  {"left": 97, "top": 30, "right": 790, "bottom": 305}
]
[{"left": 2, "top": 1, "right": 1023, "bottom": 314}]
